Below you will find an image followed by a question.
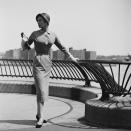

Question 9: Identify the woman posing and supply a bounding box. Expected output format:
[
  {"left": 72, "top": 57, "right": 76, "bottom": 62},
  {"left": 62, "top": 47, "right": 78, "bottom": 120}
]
[{"left": 21, "top": 12, "right": 78, "bottom": 128}]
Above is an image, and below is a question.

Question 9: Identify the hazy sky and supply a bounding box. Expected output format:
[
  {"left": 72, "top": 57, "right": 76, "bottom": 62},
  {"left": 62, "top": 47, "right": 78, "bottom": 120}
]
[{"left": 0, "top": 0, "right": 131, "bottom": 55}]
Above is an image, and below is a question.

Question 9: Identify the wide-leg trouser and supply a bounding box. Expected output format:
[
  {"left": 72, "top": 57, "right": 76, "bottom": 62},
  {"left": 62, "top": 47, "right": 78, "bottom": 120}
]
[{"left": 33, "top": 55, "right": 52, "bottom": 102}]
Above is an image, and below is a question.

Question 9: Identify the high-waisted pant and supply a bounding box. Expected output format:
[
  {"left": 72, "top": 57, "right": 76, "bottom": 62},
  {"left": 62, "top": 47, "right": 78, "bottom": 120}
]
[{"left": 33, "top": 55, "right": 52, "bottom": 102}]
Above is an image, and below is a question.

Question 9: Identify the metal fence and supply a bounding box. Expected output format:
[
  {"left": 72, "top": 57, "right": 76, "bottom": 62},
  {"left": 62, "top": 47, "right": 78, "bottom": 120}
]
[{"left": 0, "top": 59, "right": 131, "bottom": 100}]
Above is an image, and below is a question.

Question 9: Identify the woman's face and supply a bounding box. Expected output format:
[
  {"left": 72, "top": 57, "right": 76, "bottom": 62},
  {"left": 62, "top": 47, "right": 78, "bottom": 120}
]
[{"left": 37, "top": 16, "right": 48, "bottom": 29}]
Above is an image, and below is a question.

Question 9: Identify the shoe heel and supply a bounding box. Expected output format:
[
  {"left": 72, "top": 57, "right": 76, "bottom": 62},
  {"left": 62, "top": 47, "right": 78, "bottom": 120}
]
[{"left": 36, "top": 115, "right": 47, "bottom": 123}]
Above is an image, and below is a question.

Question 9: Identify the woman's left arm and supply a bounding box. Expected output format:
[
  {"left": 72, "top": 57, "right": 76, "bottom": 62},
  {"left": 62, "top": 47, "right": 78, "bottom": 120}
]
[{"left": 54, "top": 35, "right": 79, "bottom": 62}]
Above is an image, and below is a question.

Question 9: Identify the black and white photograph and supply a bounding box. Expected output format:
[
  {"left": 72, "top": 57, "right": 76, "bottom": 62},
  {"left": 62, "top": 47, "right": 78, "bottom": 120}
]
[{"left": 0, "top": 0, "right": 131, "bottom": 131}]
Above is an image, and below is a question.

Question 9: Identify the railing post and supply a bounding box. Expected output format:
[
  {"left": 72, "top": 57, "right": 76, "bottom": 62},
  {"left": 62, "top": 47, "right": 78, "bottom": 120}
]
[
  {"left": 72, "top": 61, "right": 90, "bottom": 86},
  {"left": 100, "top": 88, "right": 110, "bottom": 101}
]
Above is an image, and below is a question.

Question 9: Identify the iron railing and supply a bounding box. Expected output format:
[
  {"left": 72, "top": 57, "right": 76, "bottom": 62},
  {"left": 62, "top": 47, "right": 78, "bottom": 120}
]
[
  {"left": 79, "top": 60, "right": 131, "bottom": 100},
  {"left": 0, "top": 59, "right": 131, "bottom": 100},
  {"left": 0, "top": 59, "right": 90, "bottom": 84}
]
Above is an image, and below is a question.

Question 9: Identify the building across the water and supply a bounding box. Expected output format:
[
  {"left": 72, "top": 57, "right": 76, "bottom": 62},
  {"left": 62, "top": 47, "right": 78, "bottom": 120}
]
[
  {"left": 3, "top": 49, "right": 35, "bottom": 60},
  {"left": 2, "top": 47, "right": 96, "bottom": 60},
  {"left": 53, "top": 47, "right": 96, "bottom": 60}
]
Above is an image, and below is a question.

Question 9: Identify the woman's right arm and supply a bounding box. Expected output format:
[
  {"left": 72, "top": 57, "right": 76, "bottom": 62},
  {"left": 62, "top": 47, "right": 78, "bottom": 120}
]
[
  {"left": 27, "top": 32, "right": 35, "bottom": 45},
  {"left": 22, "top": 32, "right": 34, "bottom": 50}
]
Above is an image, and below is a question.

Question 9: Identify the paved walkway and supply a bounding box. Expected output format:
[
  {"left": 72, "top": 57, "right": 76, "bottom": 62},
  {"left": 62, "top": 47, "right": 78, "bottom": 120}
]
[{"left": 0, "top": 93, "right": 129, "bottom": 131}]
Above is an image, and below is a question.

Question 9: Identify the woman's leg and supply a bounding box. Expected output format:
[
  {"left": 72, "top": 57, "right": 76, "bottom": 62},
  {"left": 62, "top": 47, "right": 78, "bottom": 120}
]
[
  {"left": 36, "top": 91, "right": 45, "bottom": 119},
  {"left": 35, "top": 74, "right": 49, "bottom": 120},
  {"left": 33, "top": 55, "right": 51, "bottom": 127}
]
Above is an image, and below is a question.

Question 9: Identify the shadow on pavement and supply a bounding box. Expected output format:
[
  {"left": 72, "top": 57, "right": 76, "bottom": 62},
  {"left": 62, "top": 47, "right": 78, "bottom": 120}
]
[{"left": 0, "top": 120, "right": 35, "bottom": 126}]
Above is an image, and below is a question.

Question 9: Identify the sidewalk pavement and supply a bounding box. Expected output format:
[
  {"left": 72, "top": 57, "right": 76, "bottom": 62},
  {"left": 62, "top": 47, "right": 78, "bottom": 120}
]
[{"left": 0, "top": 93, "right": 129, "bottom": 131}]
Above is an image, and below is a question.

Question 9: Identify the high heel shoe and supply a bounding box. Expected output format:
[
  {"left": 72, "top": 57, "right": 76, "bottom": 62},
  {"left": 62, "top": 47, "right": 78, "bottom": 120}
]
[
  {"left": 35, "top": 120, "right": 43, "bottom": 128},
  {"left": 36, "top": 123, "right": 43, "bottom": 128},
  {"left": 36, "top": 115, "right": 47, "bottom": 123}
]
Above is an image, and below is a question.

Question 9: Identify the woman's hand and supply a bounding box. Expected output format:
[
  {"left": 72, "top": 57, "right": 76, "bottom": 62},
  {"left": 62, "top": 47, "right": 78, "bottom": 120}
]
[
  {"left": 21, "top": 32, "right": 31, "bottom": 50},
  {"left": 21, "top": 40, "right": 31, "bottom": 50},
  {"left": 70, "top": 56, "right": 79, "bottom": 63}
]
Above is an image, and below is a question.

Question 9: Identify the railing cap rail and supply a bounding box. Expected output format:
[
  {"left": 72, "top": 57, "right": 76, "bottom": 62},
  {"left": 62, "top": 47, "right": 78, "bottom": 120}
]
[{"left": 78, "top": 60, "right": 131, "bottom": 64}]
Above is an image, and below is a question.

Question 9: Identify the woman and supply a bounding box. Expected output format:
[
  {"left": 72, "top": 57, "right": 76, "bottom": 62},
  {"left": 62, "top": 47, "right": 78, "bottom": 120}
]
[{"left": 22, "top": 13, "right": 78, "bottom": 128}]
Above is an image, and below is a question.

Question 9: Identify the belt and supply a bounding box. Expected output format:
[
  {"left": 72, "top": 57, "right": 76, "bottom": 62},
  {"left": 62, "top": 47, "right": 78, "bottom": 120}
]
[{"left": 36, "top": 53, "right": 49, "bottom": 56}]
